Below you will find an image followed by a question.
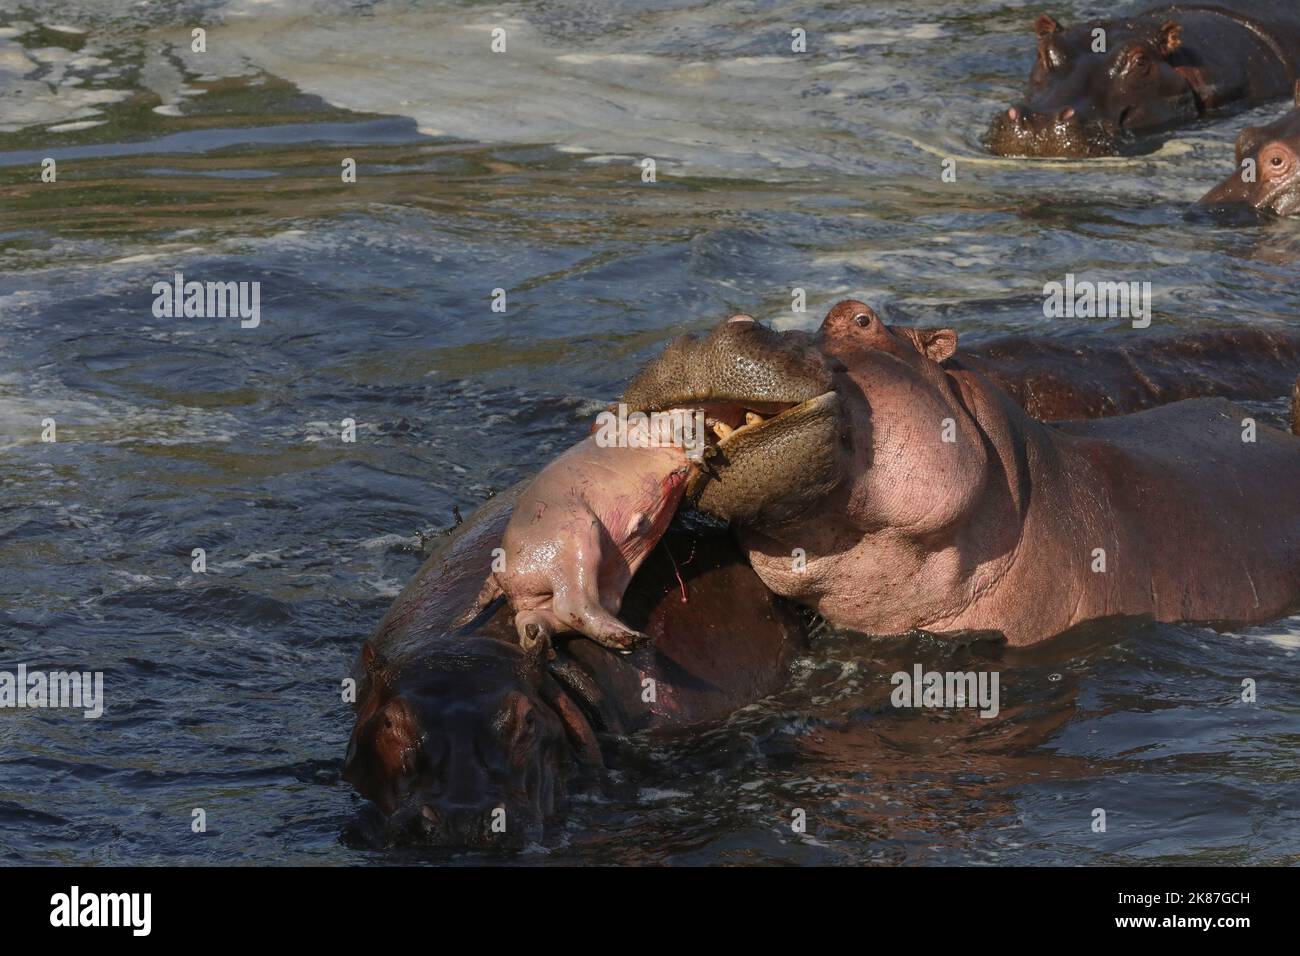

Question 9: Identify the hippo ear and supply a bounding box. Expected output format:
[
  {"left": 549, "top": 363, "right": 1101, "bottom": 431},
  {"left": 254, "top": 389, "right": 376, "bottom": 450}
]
[
  {"left": 900, "top": 327, "right": 958, "bottom": 364},
  {"left": 539, "top": 679, "right": 603, "bottom": 767},
  {"left": 1159, "top": 20, "right": 1182, "bottom": 56},
  {"left": 1294, "top": 79, "right": 1300, "bottom": 107},
  {"left": 1035, "top": 14, "right": 1061, "bottom": 37},
  {"left": 921, "top": 329, "right": 958, "bottom": 363}
]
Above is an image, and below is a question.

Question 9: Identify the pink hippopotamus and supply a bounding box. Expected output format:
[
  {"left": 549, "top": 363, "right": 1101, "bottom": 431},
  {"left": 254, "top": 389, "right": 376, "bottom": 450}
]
[
  {"left": 618, "top": 301, "right": 1300, "bottom": 646},
  {"left": 461, "top": 428, "right": 692, "bottom": 652}
]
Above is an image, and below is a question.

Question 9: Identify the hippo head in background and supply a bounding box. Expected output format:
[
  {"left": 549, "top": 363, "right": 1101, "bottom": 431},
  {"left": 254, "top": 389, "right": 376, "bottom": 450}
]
[
  {"left": 620, "top": 314, "right": 844, "bottom": 526},
  {"left": 1198, "top": 84, "right": 1300, "bottom": 217},
  {"left": 343, "top": 635, "right": 600, "bottom": 847},
  {"left": 985, "top": 13, "right": 1196, "bottom": 157}
]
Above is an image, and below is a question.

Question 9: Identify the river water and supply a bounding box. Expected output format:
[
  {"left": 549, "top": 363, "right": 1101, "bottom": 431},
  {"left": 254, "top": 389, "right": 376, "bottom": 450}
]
[{"left": 1, "top": 0, "right": 1297, "bottom": 865}]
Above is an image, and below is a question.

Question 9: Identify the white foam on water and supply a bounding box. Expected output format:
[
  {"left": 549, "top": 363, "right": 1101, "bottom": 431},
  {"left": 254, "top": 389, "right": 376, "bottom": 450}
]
[
  {"left": 146, "top": 0, "right": 884, "bottom": 174},
  {"left": 1231, "top": 616, "right": 1300, "bottom": 650},
  {"left": 0, "top": 23, "right": 131, "bottom": 132},
  {"left": 828, "top": 24, "right": 947, "bottom": 47}
]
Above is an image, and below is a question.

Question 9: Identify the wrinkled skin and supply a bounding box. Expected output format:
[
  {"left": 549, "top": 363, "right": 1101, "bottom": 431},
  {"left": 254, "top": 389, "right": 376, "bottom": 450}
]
[
  {"left": 344, "top": 485, "right": 804, "bottom": 847},
  {"left": 459, "top": 435, "right": 689, "bottom": 652},
  {"left": 1199, "top": 83, "right": 1300, "bottom": 216},
  {"left": 623, "top": 302, "right": 1300, "bottom": 645},
  {"left": 986, "top": 4, "right": 1300, "bottom": 158}
]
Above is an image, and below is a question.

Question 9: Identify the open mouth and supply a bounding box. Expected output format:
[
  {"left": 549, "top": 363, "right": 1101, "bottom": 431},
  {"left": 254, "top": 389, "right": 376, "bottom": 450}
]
[
  {"left": 645, "top": 391, "right": 840, "bottom": 505},
  {"left": 618, "top": 322, "right": 843, "bottom": 523},
  {"left": 697, "top": 398, "right": 799, "bottom": 444}
]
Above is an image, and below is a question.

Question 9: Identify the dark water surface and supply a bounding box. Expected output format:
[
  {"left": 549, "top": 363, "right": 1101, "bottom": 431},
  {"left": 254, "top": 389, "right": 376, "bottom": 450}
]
[{"left": 1, "top": 0, "right": 1297, "bottom": 865}]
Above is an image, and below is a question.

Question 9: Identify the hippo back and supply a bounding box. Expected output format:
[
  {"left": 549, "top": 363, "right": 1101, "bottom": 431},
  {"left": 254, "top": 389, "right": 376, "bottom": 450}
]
[
  {"left": 352, "top": 484, "right": 524, "bottom": 696},
  {"left": 955, "top": 327, "right": 1300, "bottom": 421}
]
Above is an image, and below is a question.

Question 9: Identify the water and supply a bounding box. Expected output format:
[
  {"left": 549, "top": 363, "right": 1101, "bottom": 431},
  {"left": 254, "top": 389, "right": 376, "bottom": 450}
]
[{"left": 1, "top": 0, "right": 1297, "bottom": 865}]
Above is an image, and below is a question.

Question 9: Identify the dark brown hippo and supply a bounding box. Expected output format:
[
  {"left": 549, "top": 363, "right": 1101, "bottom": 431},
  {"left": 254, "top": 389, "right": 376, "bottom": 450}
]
[
  {"left": 621, "top": 307, "right": 1300, "bottom": 646},
  {"left": 342, "top": 484, "right": 804, "bottom": 847},
  {"left": 1199, "top": 82, "right": 1300, "bottom": 215},
  {"left": 985, "top": 3, "right": 1300, "bottom": 158}
]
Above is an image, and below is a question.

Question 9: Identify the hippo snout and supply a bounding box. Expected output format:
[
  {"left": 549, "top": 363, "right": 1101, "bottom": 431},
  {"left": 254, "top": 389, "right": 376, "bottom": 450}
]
[
  {"left": 414, "top": 801, "right": 534, "bottom": 847},
  {"left": 344, "top": 650, "right": 571, "bottom": 847},
  {"left": 620, "top": 316, "right": 845, "bottom": 526},
  {"left": 985, "top": 104, "right": 1116, "bottom": 158}
]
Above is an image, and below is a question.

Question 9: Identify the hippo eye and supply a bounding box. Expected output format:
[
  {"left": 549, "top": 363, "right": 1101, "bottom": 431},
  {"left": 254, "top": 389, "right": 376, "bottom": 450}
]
[
  {"left": 852, "top": 312, "right": 875, "bottom": 328},
  {"left": 1260, "top": 145, "right": 1295, "bottom": 178},
  {"left": 1118, "top": 47, "right": 1150, "bottom": 76}
]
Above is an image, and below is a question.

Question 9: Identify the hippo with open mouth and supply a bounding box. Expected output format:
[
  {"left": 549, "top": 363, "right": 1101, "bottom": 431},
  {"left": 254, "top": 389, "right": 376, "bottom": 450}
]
[
  {"left": 985, "top": 3, "right": 1300, "bottom": 158},
  {"left": 622, "top": 303, "right": 1300, "bottom": 646},
  {"left": 1199, "top": 82, "right": 1300, "bottom": 216}
]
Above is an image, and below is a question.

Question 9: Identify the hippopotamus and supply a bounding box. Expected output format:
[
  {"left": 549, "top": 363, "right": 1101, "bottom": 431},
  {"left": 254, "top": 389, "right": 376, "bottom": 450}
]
[
  {"left": 621, "top": 304, "right": 1300, "bottom": 646},
  {"left": 343, "top": 483, "right": 805, "bottom": 846},
  {"left": 985, "top": 3, "right": 1300, "bottom": 157},
  {"left": 345, "top": 305, "right": 1300, "bottom": 845},
  {"left": 1199, "top": 82, "right": 1300, "bottom": 215},
  {"left": 457, "top": 434, "right": 690, "bottom": 652}
]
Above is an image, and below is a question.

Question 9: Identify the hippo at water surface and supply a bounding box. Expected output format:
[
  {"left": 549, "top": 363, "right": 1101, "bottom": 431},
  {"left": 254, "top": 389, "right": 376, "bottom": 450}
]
[
  {"left": 985, "top": 3, "right": 1300, "bottom": 157},
  {"left": 1199, "top": 82, "right": 1300, "bottom": 215},
  {"left": 621, "top": 305, "right": 1300, "bottom": 646}
]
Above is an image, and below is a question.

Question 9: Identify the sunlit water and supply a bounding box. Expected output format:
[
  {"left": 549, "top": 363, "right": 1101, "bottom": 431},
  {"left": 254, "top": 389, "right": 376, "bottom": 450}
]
[{"left": 1, "top": 0, "right": 1297, "bottom": 865}]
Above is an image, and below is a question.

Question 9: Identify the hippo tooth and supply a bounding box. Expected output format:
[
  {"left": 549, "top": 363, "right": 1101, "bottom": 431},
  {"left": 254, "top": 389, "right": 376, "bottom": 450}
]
[
  {"left": 745, "top": 411, "right": 764, "bottom": 427},
  {"left": 712, "top": 421, "right": 734, "bottom": 440}
]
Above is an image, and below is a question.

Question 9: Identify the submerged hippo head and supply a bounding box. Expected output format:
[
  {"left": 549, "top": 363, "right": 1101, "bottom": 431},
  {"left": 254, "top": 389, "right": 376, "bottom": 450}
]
[
  {"left": 343, "top": 637, "right": 598, "bottom": 847},
  {"left": 620, "top": 315, "right": 843, "bottom": 526},
  {"left": 986, "top": 14, "right": 1195, "bottom": 157},
  {"left": 1199, "top": 85, "right": 1300, "bottom": 217}
]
